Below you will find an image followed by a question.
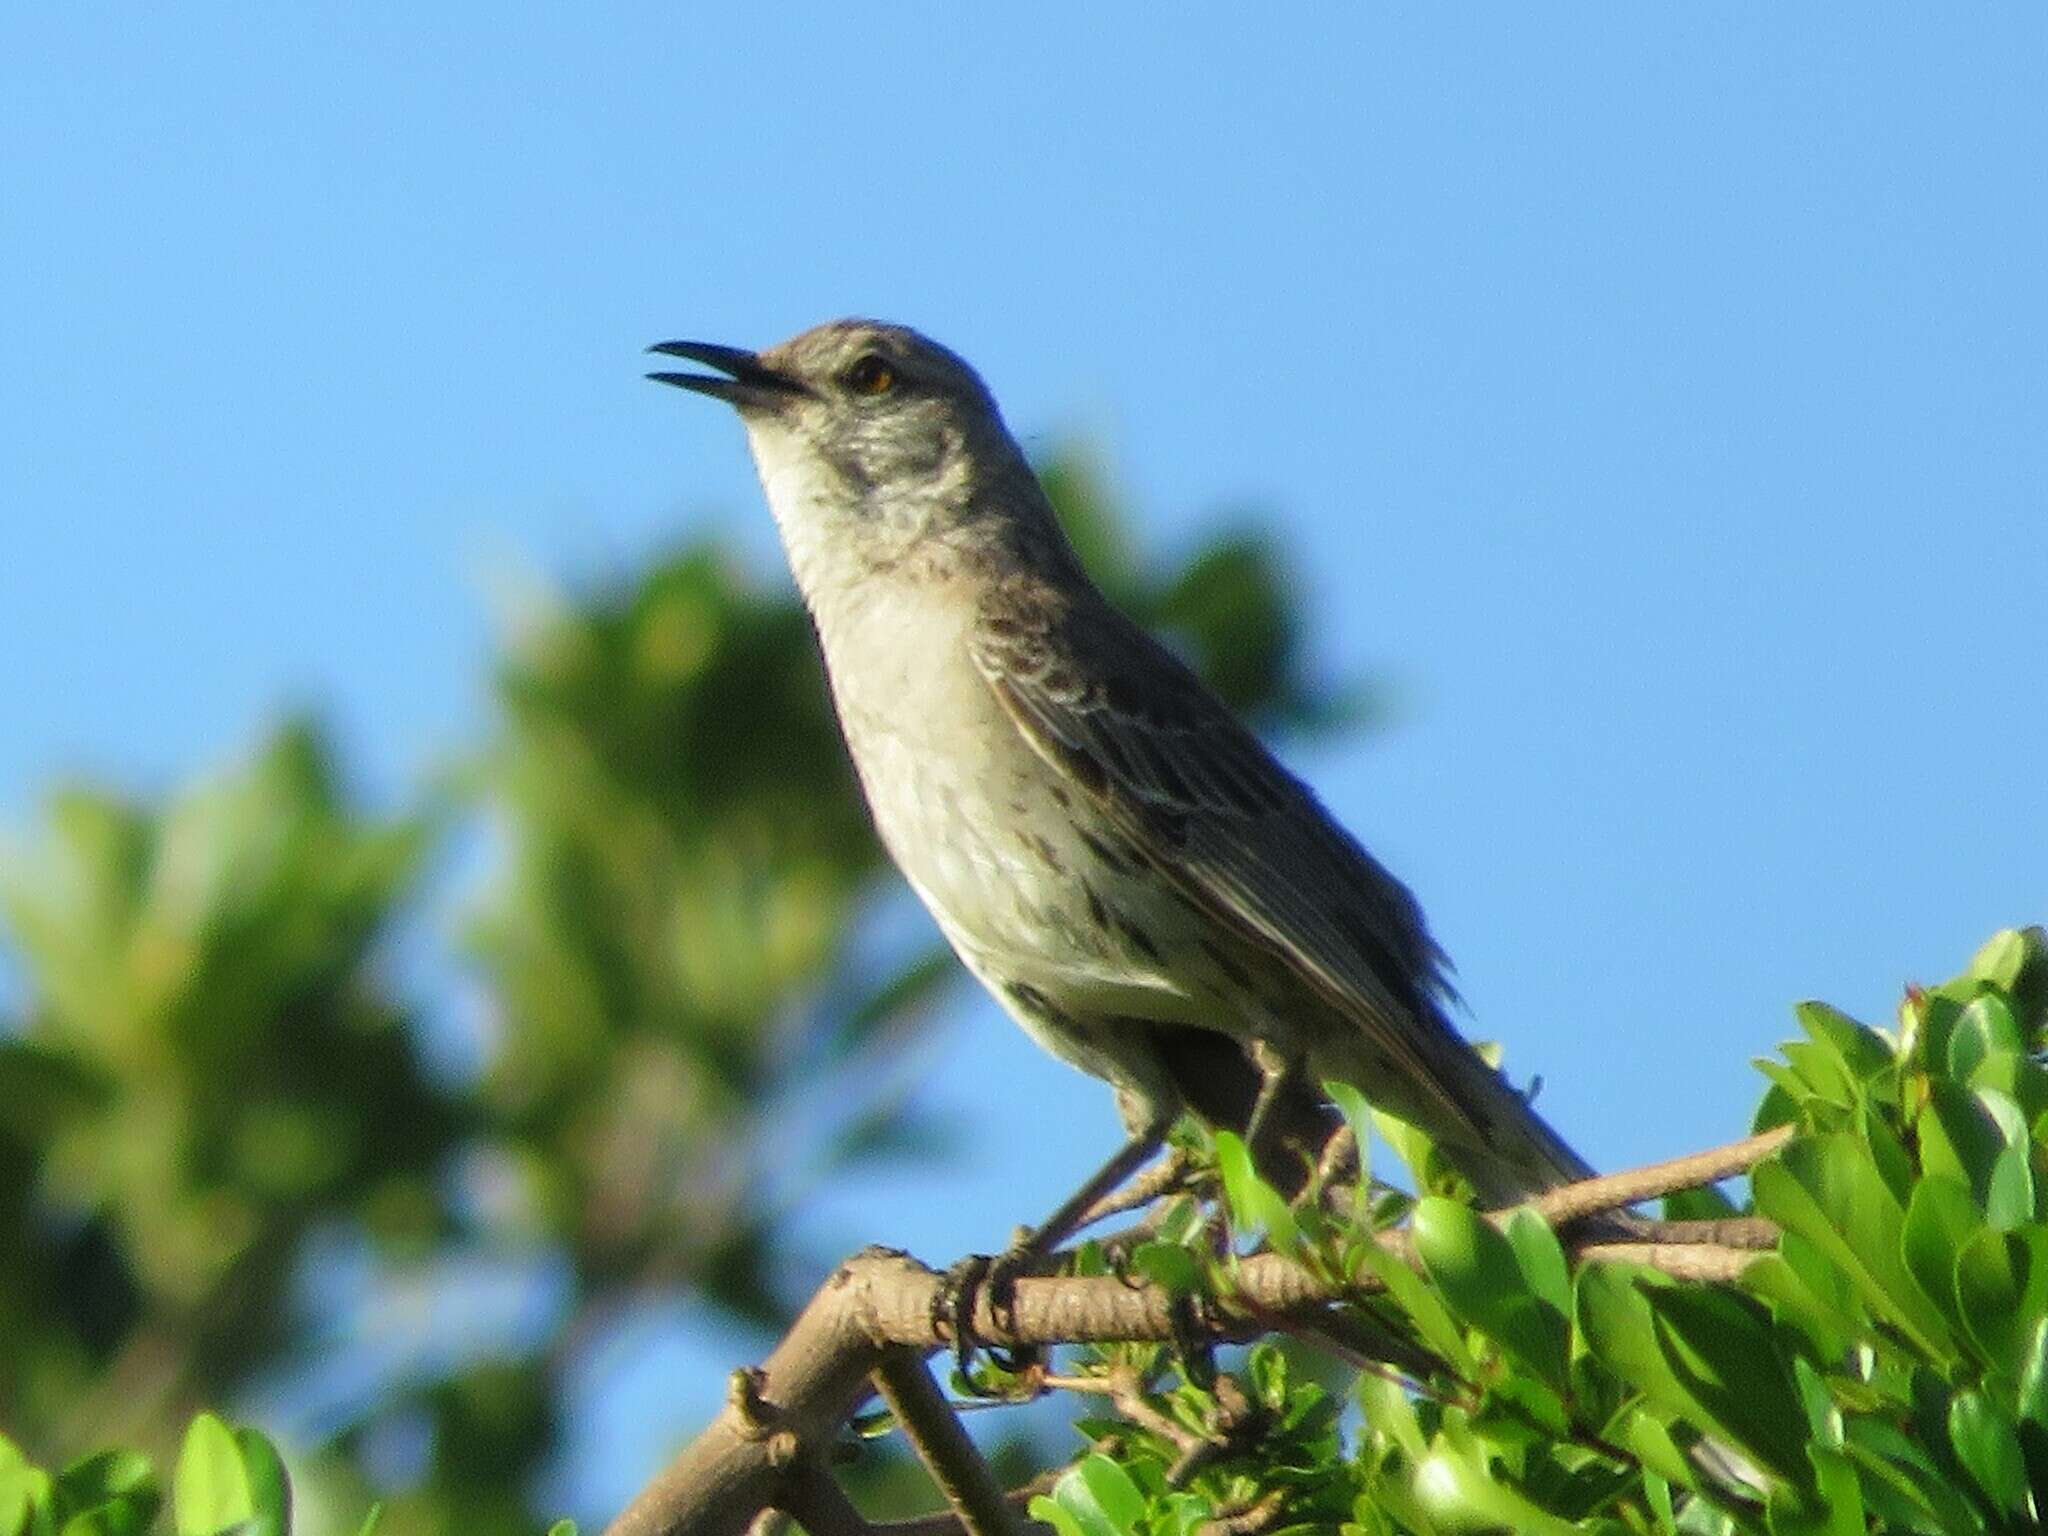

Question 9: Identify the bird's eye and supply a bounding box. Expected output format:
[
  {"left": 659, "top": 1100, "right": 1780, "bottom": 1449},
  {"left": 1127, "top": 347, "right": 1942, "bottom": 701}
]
[{"left": 845, "top": 354, "right": 896, "bottom": 396}]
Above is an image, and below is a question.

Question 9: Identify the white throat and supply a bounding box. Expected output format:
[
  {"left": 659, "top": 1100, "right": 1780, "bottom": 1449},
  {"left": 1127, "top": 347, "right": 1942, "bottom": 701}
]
[{"left": 742, "top": 420, "right": 851, "bottom": 608}]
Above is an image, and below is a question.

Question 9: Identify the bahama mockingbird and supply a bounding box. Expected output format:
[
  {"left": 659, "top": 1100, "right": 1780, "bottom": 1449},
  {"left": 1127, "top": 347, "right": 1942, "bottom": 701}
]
[{"left": 648, "top": 319, "right": 1594, "bottom": 1258}]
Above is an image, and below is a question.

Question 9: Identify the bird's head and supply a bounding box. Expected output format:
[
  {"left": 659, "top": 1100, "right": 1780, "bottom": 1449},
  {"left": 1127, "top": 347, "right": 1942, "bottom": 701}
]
[{"left": 650, "top": 319, "right": 1037, "bottom": 590}]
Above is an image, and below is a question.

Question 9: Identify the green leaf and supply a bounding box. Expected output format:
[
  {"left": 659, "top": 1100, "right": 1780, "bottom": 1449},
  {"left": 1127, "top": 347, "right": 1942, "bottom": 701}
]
[
  {"left": 1756, "top": 1058, "right": 1819, "bottom": 1111},
  {"left": 1037, "top": 453, "right": 1139, "bottom": 598},
  {"left": 1025, "top": 1497, "right": 1089, "bottom": 1536},
  {"left": 1578, "top": 1264, "right": 1677, "bottom": 1389},
  {"left": 1901, "top": 1175, "right": 1984, "bottom": 1340},
  {"left": 1916, "top": 1081, "right": 2001, "bottom": 1193},
  {"left": 1948, "top": 993, "right": 2021, "bottom": 1083},
  {"left": 1791, "top": 1356, "right": 1841, "bottom": 1448},
  {"left": 1751, "top": 1134, "right": 1954, "bottom": 1361},
  {"left": 1781, "top": 1040, "right": 1855, "bottom": 1110},
  {"left": 50, "top": 1510, "right": 150, "bottom": 1536},
  {"left": 1918, "top": 1080, "right": 2023, "bottom": 1224},
  {"left": 1412, "top": 1197, "right": 1568, "bottom": 1390},
  {"left": 1617, "top": 1407, "right": 1697, "bottom": 1490},
  {"left": 2017, "top": 1316, "right": 2048, "bottom": 1429},
  {"left": 1354, "top": 1237, "right": 1476, "bottom": 1379},
  {"left": 49, "top": 1455, "right": 153, "bottom": 1513},
  {"left": 1972, "top": 927, "right": 2048, "bottom": 1044},
  {"left": 1904, "top": 992, "right": 1964, "bottom": 1076},
  {"left": 1778, "top": 1444, "right": 1863, "bottom": 1536},
  {"left": 1408, "top": 1439, "right": 1582, "bottom": 1536},
  {"left": 1840, "top": 1416, "right": 1985, "bottom": 1536},
  {"left": 1861, "top": 1105, "right": 1917, "bottom": 1204},
  {"left": 49, "top": 1450, "right": 157, "bottom": 1536},
  {"left": 544, "top": 1522, "right": 577, "bottom": 1536},
  {"left": 1044, "top": 1454, "right": 1146, "bottom": 1536},
  {"left": 1796, "top": 1000, "right": 1896, "bottom": 1083},
  {"left": 1128, "top": 1241, "right": 1201, "bottom": 1298},
  {"left": 1969, "top": 928, "right": 2033, "bottom": 991},
  {"left": 352, "top": 1505, "right": 383, "bottom": 1536},
  {"left": 1322, "top": 1078, "right": 1374, "bottom": 1222},
  {"left": 1580, "top": 1264, "right": 1820, "bottom": 1495},
  {"left": 1746, "top": 1228, "right": 1864, "bottom": 1354},
  {"left": 172, "top": 1417, "right": 287, "bottom": 1536},
  {"left": 1642, "top": 1471, "right": 1678, "bottom": 1535},
  {"left": 1662, "top": 1183, "right": 1737, "bottom": 1221},
  {"left": 1983, "top": 1141, "right": 2035, "bottom": 1232},
  {"left": 173, "top": 1417, "right": 244, "bottom": 1536},
  {"left": 1649, "top": 1286, "right": 1813, "bottom": 1490},
  {"left": 227, "top": 1433, "right": 286, "bottom": 1536},
  {"left": 1967, "top": 1050, "right": 2048, "bottom": 1130},
  {"left": 1213, "top": 1131, "right": 1296, "bottom": 1251},
  {"left": 1947, "top": 1390, "right": 2028, "bottom": 1520},
  {"left": 1752, "top": 1079, "right": 1802, "bottom": 1134},
  {"left": 1356, "top": 1372, "right": 1427, "bottom": 1462},
  {"left": 1576, "top": 1266, "right": 1706, "bottom": 1438},
  {"left": 0, "top": 1436, "right": 49, "bottom": 1536},
  {"left": 1503, "top": 1206, "right": 1571, "bottom": 1317},
  {"left": 1954, "top": 1225, "right": 2048, "bottom": 1374}
]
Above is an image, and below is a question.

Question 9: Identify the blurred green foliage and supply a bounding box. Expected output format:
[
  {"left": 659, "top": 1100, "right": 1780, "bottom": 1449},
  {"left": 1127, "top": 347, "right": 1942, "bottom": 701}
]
[
  {"left": 0, "top": 1412, "right": 573, "bottom": 1536},
  {"left": 0, "top": 451, "right": 1333, "bottom": 1533}
]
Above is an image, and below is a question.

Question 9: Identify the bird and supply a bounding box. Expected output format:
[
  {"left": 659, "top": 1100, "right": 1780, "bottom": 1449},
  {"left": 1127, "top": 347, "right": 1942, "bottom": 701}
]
[{"left": 647, "top": 319, "right": 1594, "bottom": 1254}]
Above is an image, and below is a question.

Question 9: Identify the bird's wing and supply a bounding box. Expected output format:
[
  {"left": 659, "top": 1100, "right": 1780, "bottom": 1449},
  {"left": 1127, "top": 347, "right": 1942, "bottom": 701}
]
[{"left": 970, "top": 579, "right": 1590, "bottom": 1196}]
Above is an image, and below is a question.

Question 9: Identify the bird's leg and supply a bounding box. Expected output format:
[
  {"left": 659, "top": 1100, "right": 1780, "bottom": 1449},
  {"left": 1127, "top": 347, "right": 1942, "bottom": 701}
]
[
  {"left": 1242, "top": 1039, "right": 1303, "bottom": 1171},
  {"left": 1012, "top": 1124, "right": 1171, "bottom": 1258},
  {"left": 938, "top": 1123, "right": 1169, "bottom": 1387}
]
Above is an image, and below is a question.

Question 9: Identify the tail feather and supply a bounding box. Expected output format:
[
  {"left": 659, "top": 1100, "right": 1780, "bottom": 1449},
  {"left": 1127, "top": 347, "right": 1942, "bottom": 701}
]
[
  {"left": 1343, "top": 1002, "right": 1595, "bottom": 1206},
  {"left": 1143, "top": 1012, "right": 1593, "bottom": 1208}
]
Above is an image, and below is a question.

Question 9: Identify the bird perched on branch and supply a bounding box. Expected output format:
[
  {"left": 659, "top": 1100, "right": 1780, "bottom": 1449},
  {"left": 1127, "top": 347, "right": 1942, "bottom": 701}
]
[{"left": 649, "top": 319, "right": 1592, "bottom": 1252}]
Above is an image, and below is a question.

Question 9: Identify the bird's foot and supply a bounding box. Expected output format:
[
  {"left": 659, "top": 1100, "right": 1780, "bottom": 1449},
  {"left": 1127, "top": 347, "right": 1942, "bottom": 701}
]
[{"left": 933, "top": 1236, "right": 1044, "bottom": 1396}]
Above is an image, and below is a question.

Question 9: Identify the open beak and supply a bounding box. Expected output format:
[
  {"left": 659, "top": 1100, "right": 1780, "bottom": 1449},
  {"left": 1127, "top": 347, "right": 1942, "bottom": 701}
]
[{"left": 646, "top": 341, "right": 808, "bottom": 409}]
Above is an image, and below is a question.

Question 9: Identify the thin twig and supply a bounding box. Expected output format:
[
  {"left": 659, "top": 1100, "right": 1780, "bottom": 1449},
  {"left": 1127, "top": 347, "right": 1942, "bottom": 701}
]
[
  {"left": 1574, "top": 1241, "right": 1764, "bottom": 1283},
  {"left": 1304, "top": 1123, "right": 1358, "bottom": 1204},
  {"left": 871, "top": 1348, "right": 1023, "bottom": 1536},
  {"left": 1076, "top": 1148, "right": 1192, "bottom": 1228},
  {"left": 1196, "top": 1488, "right": 1289, "bottom": 1536},
  {"left": 1165, "top": 1375, "right": 1257, "bottom": 1487},
  {"left": 1617, "top": 1215, "right": 1779, "bottom": 1249},
  {"left": 1041, "top": 1366, "right": 1209, "bottom": 1461},
  {"left": 1530, "top": 1126, "right": 1793, "bottom": 1226}
]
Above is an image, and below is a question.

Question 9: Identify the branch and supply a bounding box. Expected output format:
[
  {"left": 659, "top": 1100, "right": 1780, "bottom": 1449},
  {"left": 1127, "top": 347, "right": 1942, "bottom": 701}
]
[
  {"left": 870, "top": 1349, "right": 1023, "bottom": 1536},
  {"left": 1075, "top": 1147, "right": 1192, "bottom": 1228},
  {"left": 604, "top": 1128, "right": 1789, "bottom": 1536},
  {"left": 1528, "top": 1125, "right": 1793, "bottom": 1226}
]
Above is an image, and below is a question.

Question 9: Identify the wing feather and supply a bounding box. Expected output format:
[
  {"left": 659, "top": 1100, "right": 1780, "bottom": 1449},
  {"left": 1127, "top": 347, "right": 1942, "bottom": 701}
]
[{"left": 972, "top": 582, "right": 1591, "bottom": 1197}]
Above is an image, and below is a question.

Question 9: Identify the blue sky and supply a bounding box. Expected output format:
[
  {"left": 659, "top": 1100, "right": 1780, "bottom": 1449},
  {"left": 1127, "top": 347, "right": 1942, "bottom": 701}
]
[{"left": 4, "top": 6, "right": 2045, "bottom": 1519}]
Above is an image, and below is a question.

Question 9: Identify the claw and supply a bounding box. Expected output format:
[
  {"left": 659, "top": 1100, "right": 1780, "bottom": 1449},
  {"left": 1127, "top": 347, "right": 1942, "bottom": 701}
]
[
  {"left": 932, "top": 1253, "right": 990, "bottom": 1382},
  {"left": 981, "top": 1246, "right": 1042, "bottom": 1375},
  {"left": 933, "top": 1248, "right": 1045, "bottom": 1395},
  {"left": 1168, "top": 1290, "right": 1217, "bottom": 1389}
]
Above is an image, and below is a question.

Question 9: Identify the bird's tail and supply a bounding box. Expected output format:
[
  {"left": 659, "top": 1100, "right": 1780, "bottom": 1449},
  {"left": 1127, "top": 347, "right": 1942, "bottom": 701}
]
[{"left": 1340, "top": 1003, "right": 1596, "bottom": 1208}]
